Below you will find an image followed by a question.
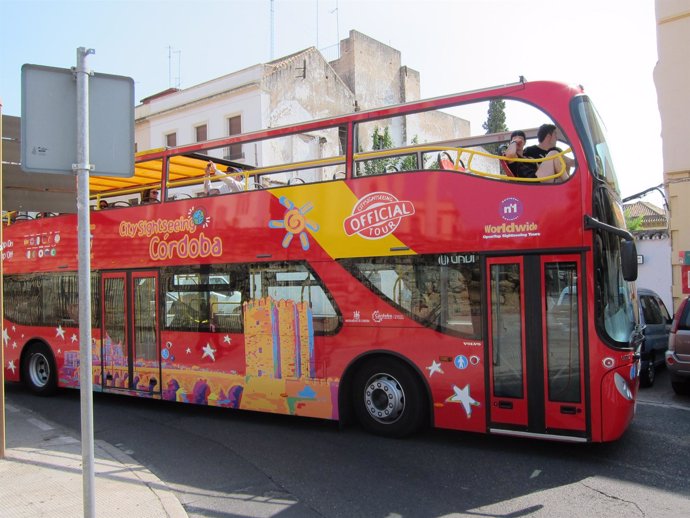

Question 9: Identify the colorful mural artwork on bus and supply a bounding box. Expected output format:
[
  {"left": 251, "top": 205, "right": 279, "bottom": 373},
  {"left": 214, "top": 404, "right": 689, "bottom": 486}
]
[{"left": 45, "top": 297, "right": 339, "bottom": 420}]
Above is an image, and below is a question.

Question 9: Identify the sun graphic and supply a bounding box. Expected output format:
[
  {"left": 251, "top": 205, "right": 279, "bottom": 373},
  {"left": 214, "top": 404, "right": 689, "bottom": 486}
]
[{"left": 268, "top": 196, "right": 320, "bottom": 250}]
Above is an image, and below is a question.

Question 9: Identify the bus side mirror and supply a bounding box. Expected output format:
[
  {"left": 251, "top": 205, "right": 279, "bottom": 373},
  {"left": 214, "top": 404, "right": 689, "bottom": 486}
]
[{"left": 621, "top": 240, "right": 638, "bottom": 282}]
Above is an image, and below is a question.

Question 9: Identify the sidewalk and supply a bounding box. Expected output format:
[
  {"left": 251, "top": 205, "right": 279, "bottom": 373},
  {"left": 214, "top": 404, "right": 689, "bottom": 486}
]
[{"left": 0, "top": 400, "right": 188, "bottom": 518}]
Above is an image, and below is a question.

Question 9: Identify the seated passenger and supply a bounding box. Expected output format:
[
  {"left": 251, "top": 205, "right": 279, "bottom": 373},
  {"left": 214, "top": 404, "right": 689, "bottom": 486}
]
[
  {"left": 523, "top": 124, "right": 574, "bottom": 182},
  {"left": 142, "top": 188, "right": 160, "bottom": 203},
  {"left": 503, "top": 130, "right": 537, "bottom": 178},
  {"left": 99, "top": 199, "right": 109, "bottom": 210},
  {"left": 204, "top": 161, "right": 244, "bottom": 194}
]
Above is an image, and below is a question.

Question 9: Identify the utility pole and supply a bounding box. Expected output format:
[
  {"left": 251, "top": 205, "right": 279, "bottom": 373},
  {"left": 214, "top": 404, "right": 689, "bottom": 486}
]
[
  {"left": 74, "top": 46, "right": 96, "bottom": 518},
  {"left": 0, "top": 97, "right": 5, "bottom": 459}
]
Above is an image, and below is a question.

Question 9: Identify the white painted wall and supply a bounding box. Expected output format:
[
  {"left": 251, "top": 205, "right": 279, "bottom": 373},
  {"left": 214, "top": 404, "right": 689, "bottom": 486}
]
[{"left": 636, "top": 236, "right": 673, "bottom": 312}]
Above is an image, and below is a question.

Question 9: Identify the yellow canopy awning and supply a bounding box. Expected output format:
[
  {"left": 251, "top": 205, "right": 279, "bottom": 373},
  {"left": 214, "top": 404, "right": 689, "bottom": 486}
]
[{"left": 88, "top": 151, "right": 237, "bottom": 197}]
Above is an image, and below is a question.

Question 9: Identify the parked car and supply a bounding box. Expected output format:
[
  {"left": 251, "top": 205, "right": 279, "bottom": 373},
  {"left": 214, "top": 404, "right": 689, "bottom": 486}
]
[
  {"left": 637, "top": 288, "right": 672, "bottom": 387},
  {"left": 666, "top": 295, "right": 690, "bottom": 395}
]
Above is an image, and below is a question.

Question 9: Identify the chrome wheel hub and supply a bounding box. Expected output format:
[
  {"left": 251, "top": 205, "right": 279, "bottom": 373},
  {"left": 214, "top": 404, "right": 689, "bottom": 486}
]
[
  {"left": 364, "top": 373, "right": 405, "bottom": 424},
  {"left": 29, "top": 353, "right": 50, "bottom": 388}
]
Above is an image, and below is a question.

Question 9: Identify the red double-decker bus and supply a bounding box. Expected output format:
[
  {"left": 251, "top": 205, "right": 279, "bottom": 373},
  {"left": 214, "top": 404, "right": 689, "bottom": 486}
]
[{"left": 2, "top": 80, "right": 641, "bottom": 442}]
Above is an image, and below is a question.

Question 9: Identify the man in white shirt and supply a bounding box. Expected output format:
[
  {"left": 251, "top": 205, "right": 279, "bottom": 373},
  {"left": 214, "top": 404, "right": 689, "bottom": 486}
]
[{"left": 204, "top": 161, "right": 244, "bottom": 194}]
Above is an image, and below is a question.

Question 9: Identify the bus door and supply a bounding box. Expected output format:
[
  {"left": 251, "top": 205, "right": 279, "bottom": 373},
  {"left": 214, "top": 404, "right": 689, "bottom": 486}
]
[
  {"left": 486, "top": 255, "right": 586, "bottom": 440},
  {"left": 101, "top": 271, "right": 160, "bottom": 395}
]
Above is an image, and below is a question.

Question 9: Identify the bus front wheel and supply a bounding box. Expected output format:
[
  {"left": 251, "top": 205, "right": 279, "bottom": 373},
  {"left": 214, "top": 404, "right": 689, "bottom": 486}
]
[
  {"left": 22, "top": 342, "right": 58, "bottom": 396},
  {"left": 352, "top": 358, "right": 426, "bottom": 438}
]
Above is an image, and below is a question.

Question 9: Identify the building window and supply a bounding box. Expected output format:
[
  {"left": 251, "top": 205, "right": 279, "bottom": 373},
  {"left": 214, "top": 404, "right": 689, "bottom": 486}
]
[
  {"left": 195, "top": 124, "right": 207, "bottom": 143},
  {"left": 165, "top": 132, "right": 177, "bottom": 148},
  {"left": 225, "top": 115, "right": 242, "bottom": 159}
]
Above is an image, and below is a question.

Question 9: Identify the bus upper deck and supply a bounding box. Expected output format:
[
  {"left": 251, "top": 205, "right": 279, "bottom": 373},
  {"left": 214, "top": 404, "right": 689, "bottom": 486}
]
[{"left": 2, "top": 80, "right": 614, "bottom": 273}]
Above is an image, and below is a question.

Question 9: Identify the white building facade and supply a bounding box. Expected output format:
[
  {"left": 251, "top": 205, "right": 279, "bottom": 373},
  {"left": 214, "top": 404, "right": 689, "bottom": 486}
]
[{"left": 134, "top": 30, "right": 471, "bottom": 185}]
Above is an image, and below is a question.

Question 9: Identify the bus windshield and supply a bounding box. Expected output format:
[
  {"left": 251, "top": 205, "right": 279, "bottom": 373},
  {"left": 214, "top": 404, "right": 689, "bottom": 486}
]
[
  {"left": 596, "top": 205, "right": 637, "bottom": 344},
  {"left": 578, "top": 94, "right": 637, "bottom": 347},
  {"left": 573, "top": 95, "right": 621, "bottom": 192}
]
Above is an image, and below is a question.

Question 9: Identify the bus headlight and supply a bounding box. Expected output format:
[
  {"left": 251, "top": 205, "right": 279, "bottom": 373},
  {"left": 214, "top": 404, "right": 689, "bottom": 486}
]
[{"left": 614, "top": 372, "right": 633, "bottom": 401}]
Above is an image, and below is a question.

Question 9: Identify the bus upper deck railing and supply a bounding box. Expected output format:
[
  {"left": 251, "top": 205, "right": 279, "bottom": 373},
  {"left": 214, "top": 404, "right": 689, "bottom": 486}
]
[
  {"left": 1, "top": 142, "right": 574, "bottom": 220},
  {"left": 91, "top": 144, "right": 573, "bottom": 204}
]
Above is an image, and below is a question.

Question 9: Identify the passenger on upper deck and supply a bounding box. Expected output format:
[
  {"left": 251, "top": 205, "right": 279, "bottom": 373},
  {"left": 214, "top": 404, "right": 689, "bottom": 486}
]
[
  {"left": 204, "top": 161, "right": 244, "bottom": 194},
  {"left": 99, "top": 199, "right": 109, "bottom": 210},
  {"left": 504, "top": 125, "right": 574, "bottom": 182},
  {"left": 522, "top": 124, "right": 574, "bottom": 182},
  {"left": 142, "top": 188, "right": 160, "bottom": 203},
  {"left": 503, "top": 130, "right": 536, "bottom": 178}
]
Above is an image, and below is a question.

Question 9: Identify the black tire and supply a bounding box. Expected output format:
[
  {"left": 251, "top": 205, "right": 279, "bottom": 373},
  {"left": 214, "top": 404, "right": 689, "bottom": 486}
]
[
  {"left": 22, "top": 342, "right": 58, "bottom": 396},
  {"left": 640, "top": 358, "right": 655, "bottom": 388},
  {"left": 352, "top": 357, "right": 427, "bottom": 438},
  {"left": 671, "top": 380, "right": 690, "bottom": 396}
]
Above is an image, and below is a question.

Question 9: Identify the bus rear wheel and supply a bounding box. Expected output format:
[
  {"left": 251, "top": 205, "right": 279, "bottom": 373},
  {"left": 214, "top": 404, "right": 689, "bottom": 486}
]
[
  {"left": 22, "top": 342, "right": 58, "bottom": 396},
  {"left": 352, "top": 358, "right": 426, "bottom": 438}
]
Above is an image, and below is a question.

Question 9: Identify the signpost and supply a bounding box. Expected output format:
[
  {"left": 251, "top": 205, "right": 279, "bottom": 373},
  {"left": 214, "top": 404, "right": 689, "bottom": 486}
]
[
  {"left": 21, "top": 47, "right": 134, "bottom": 518},
  {"left": 21, "top": 61, "right": 134, "bottom": 176},
  {"left": 1, "top": 99, "right": 5, "bottom": 459}
]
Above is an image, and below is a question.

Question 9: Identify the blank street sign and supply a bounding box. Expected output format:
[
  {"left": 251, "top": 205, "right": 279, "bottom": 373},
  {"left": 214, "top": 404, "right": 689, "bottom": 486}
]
[{"left": 21, "top": 64, "right": 134, "bottom": 177}]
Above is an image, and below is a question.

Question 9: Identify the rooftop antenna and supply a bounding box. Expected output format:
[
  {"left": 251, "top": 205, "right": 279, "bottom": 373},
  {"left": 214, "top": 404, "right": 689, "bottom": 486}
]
[
  {"left": 331, "top": 0, "right": 340, "bottom": 48},
  {"left": 168, "top": 46, "right": 181, "bottom": 88},
  {"left": 270, "top": 0, "right": 275, "bottom": 60}
]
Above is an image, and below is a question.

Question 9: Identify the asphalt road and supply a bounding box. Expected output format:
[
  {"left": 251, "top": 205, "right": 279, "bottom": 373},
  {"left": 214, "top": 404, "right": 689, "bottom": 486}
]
[{"left": 5, "top": 366, "right": 690, "bottom": 518}]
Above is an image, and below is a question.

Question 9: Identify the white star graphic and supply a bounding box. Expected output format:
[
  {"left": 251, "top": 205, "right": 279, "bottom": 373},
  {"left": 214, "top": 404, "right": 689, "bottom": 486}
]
[
  {"left": 8, "top": 360, "right": 16, "bottom": 374},
  {"left": 55, "top": 325, "right": 66, "bottom": 339},
  {"left": 186, "top": 347, "right": 192, "bottom": 354},
  {"left": 12, "top": 341, "right": 17, "bottom": 349},
  {"left": 426, "top": 360, "right": 444, "bottom": 377},
  {"left": 71, "top": 334, "right": 78, "bottom": 343},
  {"left": 223, "top": 335, "right": 231, "bottom": 344},
  {"left": 202, "top": 343, "right": 216, "bottom": 361},
  {"left": 2, "top": 328, "right": 9, "bottom": 346},
  {"left": 447, "top": 384, "right": 480, "bottom": 418},
  {"left": 11, "top": 325, "right": 16, "bottom": 332}
]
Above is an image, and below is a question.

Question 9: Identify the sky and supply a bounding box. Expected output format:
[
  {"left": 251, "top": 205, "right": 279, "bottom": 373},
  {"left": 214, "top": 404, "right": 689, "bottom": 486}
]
[{"left": 0, "top": 0, "right": 663, "bottom": 203}]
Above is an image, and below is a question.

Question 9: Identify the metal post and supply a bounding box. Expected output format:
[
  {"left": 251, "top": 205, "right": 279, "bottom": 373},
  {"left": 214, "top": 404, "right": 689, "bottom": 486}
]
[
  {"left": 74, "top": 46, "right": 96, "bottom": 518},
  {"left": 1, "top": 97, "right": 5, "bottom": 459}
]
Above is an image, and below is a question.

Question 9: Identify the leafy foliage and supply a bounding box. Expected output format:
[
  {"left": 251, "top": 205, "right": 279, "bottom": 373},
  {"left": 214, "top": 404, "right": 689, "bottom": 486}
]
[
  {"left": 359, "top": 127, "right": 419, "bottom": 175},
  {"left": 482, "top": 99, "right": 508, "bottom": 155},
  {"left": 624, "top": 211, "right": 644, "bottom": 231}
]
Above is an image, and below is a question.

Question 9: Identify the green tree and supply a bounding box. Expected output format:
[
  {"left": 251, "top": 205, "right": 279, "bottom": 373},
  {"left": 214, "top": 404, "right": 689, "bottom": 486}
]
[
  {"left": 399, "top": 135, "right": 420, "bottom": 171},
  {"left": 482, "top": 99, "right": 508, "bottom": 155},
  {"left": 360, "top": 127, "right": 394, "bottom": 175},
  {"left": 359, "top": 127, "right": 419, "bottom": 175},
  {"left": 624, "top": 210, "right": 644, "bottom": 231}
]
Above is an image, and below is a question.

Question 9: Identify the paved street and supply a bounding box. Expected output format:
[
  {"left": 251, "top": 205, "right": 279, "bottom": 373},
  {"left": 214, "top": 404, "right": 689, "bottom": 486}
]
[{"left": 4, "top": 366, "right": 689, "bottom": 518}]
